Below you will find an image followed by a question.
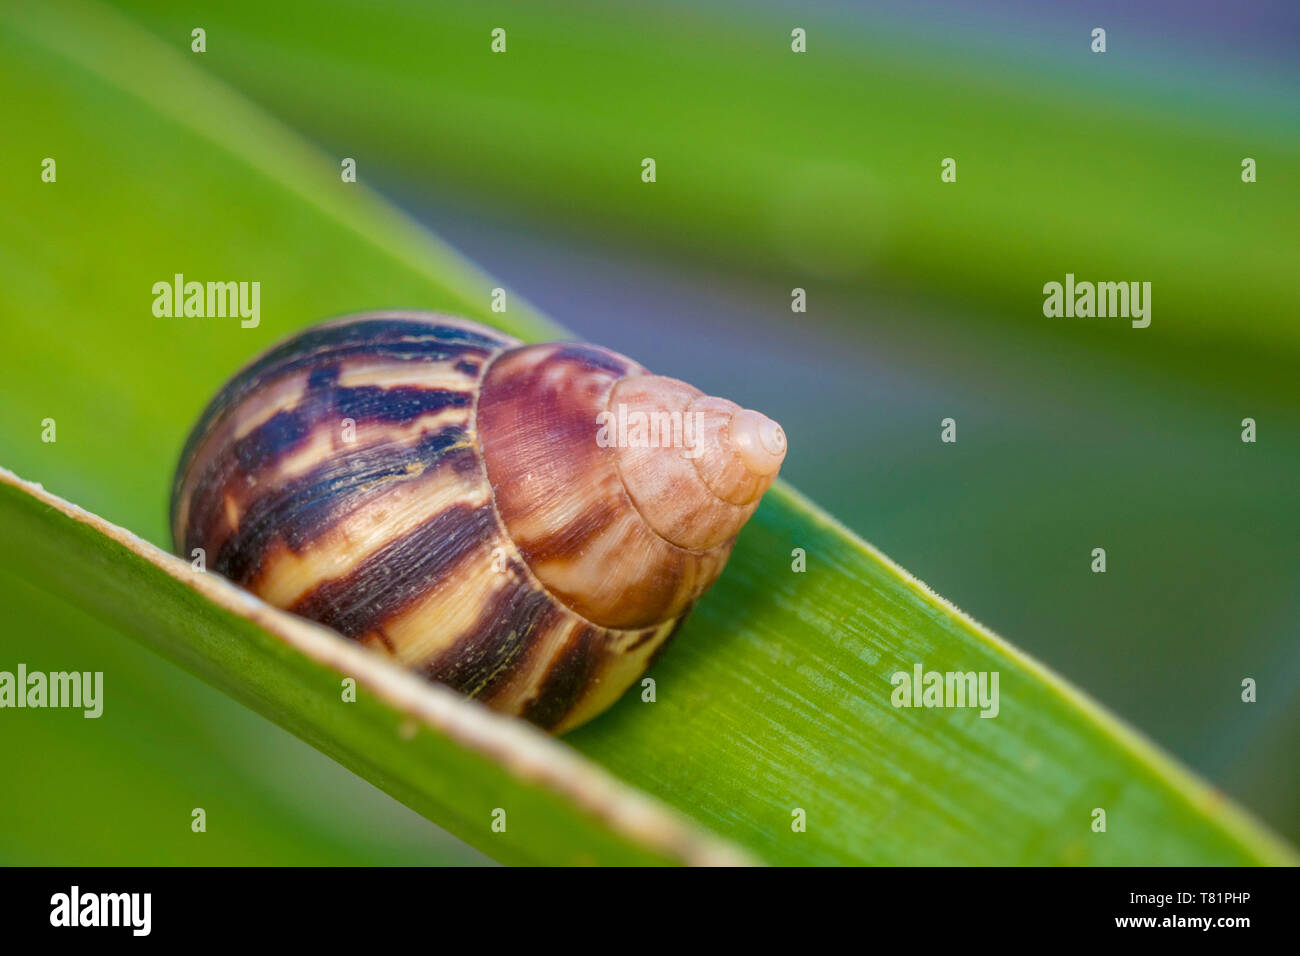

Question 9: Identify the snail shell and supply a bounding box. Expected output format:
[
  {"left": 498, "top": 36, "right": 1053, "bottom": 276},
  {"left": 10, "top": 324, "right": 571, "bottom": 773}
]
[{"left": 171, "top": 312, "right": 786, "bottom": 732}]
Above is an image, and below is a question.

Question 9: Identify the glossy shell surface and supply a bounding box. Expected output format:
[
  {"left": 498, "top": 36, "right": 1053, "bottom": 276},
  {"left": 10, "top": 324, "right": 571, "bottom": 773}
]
[{"left": 172, "top": 313, "right": 704, "bottom": 732}]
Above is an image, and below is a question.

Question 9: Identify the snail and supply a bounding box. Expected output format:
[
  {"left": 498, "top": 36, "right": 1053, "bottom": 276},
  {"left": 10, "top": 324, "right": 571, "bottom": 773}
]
[{"left": 170, "top": 312, "right": 787, "bottom": 733}]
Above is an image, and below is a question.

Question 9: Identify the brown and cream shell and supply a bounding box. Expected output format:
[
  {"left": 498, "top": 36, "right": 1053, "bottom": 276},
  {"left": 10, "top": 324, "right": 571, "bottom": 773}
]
[{"left": 170, "top": 312, "right": 787, "bottom": 732}]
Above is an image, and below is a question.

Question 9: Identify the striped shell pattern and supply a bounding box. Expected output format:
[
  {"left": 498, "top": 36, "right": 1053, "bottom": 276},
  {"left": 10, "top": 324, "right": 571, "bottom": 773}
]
[{"left": 171, "top": 312, "right": 786, "bottom": 733}]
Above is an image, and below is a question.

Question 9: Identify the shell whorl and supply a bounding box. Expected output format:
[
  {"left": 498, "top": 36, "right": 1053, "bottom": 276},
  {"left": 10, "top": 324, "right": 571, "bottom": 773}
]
[{"left": 171, "top": 311, "right": 785, "bottom": 732}]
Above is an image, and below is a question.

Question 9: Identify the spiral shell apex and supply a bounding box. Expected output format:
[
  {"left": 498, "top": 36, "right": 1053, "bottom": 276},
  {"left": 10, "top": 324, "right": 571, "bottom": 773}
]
[{"left": 171, "top": 311, "right": 786, "bottom": 732}]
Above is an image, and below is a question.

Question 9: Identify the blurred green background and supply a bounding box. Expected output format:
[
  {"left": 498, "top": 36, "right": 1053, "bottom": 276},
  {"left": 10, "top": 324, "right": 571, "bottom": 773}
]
[{"left": 1, "top": 0, "right": 1296, "bottom": 862}]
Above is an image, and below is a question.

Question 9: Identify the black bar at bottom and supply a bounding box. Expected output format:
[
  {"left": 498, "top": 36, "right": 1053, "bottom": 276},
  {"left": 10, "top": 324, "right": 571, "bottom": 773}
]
[{"left": 0, "top": 865, "right": 1294, "bottom": 941}]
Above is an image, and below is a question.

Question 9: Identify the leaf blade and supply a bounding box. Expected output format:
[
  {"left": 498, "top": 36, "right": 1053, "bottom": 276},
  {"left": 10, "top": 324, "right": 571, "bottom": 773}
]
[
  {"left": 0, "top": 468, "right": 753, "bottom": 866},
  {"left": 574, "top": 484, "right": 1297, "bottom": 864}
]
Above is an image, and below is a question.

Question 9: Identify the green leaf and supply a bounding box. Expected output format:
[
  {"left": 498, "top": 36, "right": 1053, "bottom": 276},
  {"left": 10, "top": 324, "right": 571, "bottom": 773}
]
[
  {"left": 106, "top": 0, "right": 1300, "bottom": 393},
  {"left": 0, "top": 469, "right": 748, "bottom": 866},
  {"left": 1, "top": 0, "right": 1293, "bottom": 865},
  {"left": 574, "top": 484, "right": 1296, "bottom": 864}
]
